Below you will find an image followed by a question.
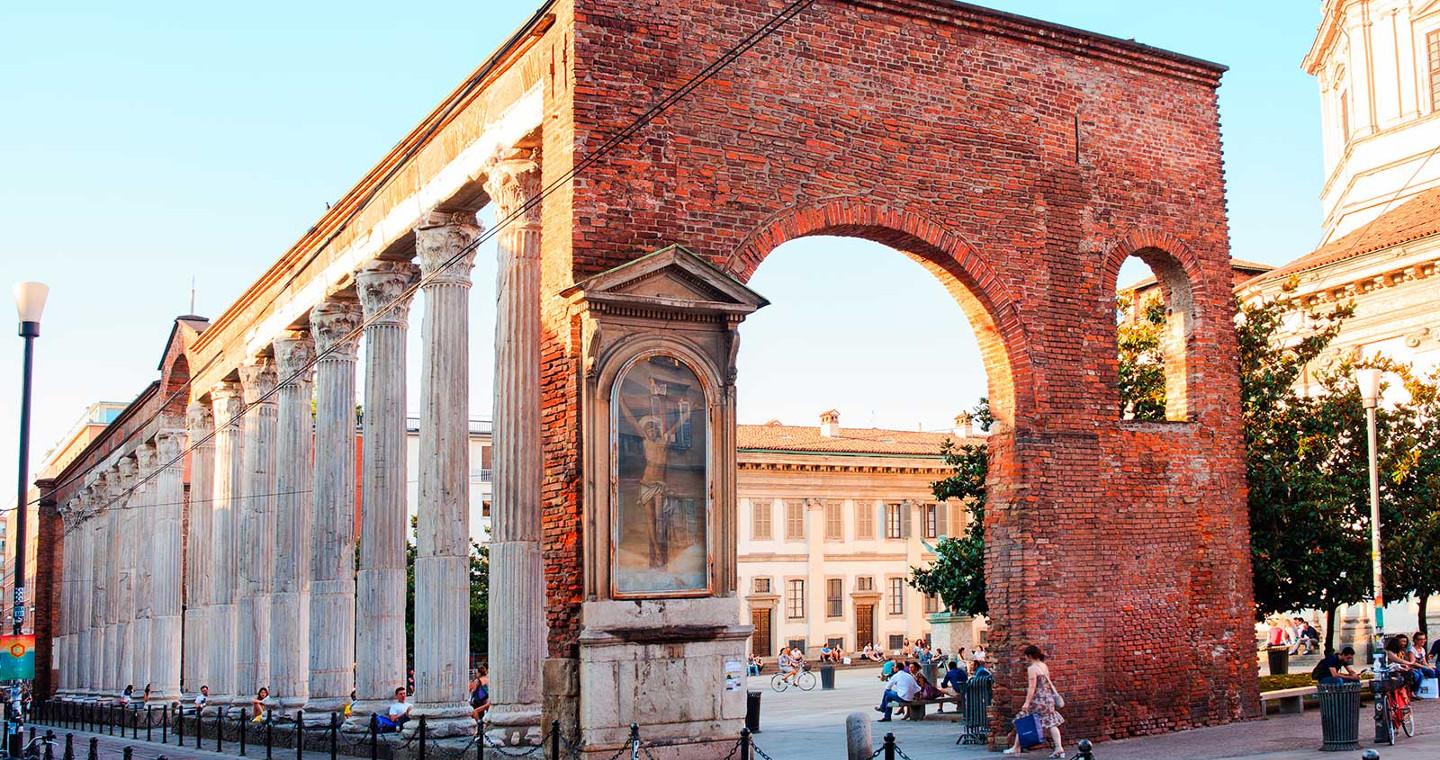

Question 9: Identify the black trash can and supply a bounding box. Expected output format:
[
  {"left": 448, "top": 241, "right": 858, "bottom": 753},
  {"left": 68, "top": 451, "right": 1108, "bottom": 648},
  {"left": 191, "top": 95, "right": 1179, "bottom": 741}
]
[
  {"left": 1317, "top": 681, "right": 1361, "bottom": 751},
  {"left": 820, "top": 665, "right": 836, "bottom": 690},
  {"left": 921, "top": 662, "right": 937, "bottom": 686},
  {"left": 745, "top": 690, "right": 762, "bottom": 734},
  {"left": 1267, "top": 646, "right": 1290, "bottom": 676}
]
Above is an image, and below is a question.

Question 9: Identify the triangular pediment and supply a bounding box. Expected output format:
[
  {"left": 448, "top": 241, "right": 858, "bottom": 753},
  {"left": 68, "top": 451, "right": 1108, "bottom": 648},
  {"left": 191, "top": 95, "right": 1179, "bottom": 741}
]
[{"left": 566, "top": 244, "right": 769, "bottom": 317}]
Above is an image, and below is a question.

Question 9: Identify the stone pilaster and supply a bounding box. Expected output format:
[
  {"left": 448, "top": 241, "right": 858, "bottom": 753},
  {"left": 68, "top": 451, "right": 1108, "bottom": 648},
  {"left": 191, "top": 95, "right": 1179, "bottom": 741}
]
[
  {"left": 306, "top": 298, "right": 364, "bottom": 722},
  {"left": 58, "top": 503, "right": 76, "bottom": 695},
  {"left": 272, "top": 331, "right": 316, "bottom": 711},
  {"left": 237, "top": 357, "right": 279, "bottom": 704},
  {"left": 104, "top": 467, "right": 124, "bottom": 696},
  {"left": 210, "top": 381, "right": 246, "bottom": 706},
  {"left": 347, "top": 263, "right": 417, "bottom": 726},
  {"left": 150, "top": 427, "right": 186, "bottom": 701},
  {"left": 114, "top": 456, "right": 137, "bottom": 695},
  {"left": 184, "top": 402, "right": 215, "bottom": 698},
  {"left": 90, "top": 478, "right": 110, "bottom": 696},
  {"left": 131, "top": 443, "right": 157, "bottom": 692},
  {"left": 484, "top": 155, "right": 546, "bottom": 744},
  {"left": 412, "top": 210, "right": 481, "bottom": 737}
]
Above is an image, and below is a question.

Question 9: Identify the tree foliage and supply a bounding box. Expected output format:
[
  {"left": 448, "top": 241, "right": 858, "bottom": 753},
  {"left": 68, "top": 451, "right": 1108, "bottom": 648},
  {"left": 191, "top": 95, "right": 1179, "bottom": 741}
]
[
  {"left": 1117, "top": 295, "right": 1168, "bottom": 421},
  {"left": 405, "top": 515, "right": 491, "bottom": 662},
  {"left": 908, "top": 399, "right": 990, "bottom": 617}
]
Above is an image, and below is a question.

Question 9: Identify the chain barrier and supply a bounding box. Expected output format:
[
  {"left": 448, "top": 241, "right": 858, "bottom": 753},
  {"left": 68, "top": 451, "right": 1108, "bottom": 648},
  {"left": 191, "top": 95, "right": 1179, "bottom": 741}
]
[
  {"left": 750, "top": 738, "right": 780, "bottom": 760},
  {"left": 478, "top": 731, "right": 547, "bottom": 758}
]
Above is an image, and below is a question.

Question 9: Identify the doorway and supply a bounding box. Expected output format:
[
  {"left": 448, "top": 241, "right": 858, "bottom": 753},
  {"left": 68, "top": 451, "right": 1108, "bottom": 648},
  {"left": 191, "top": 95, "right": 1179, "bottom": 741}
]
[
  {"left": 751, "top": 608, "right": 772, "bottom": 657},
  {"left": 856, "top": 604, "right": 874, "bottom": 651}
]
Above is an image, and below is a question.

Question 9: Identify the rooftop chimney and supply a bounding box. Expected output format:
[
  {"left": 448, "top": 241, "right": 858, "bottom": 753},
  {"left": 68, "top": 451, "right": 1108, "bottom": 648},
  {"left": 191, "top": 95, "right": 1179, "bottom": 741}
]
[
  {"left": 819, "top": 409, "right": 841, "bottom": 438},
  {"left": 953, "top": 412, "right": 973, "bottom": 438}
]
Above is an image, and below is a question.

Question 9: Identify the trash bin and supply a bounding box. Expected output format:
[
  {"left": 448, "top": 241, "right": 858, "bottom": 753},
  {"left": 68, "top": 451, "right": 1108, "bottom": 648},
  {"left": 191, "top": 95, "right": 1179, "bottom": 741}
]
[
  {"left": 1267, "top": 646, "right": 1290, "bottom": 675},
  {"left": 1317, "top": 681, "right": 1361, "bottom": 752},
  {"left": 921, "top": 662, "right": 937, "bottom": 685},
  {"left": 745, "top": 690, "right": 762, "bottom": 734},
  {"left": 821, "top": 664, "right": 836, "bottom": 690}
]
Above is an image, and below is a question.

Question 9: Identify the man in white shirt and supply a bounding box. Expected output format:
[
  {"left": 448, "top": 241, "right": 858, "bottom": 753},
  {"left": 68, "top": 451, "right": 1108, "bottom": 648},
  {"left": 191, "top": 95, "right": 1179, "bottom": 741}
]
[
  {"left": 875, "top": 663, "right": 920, "bottom": 721},
  {"left": 385, "top": 687, "right": 412, "bottom": 731},
  {"left": 193, "top": 685, "right": 209, "bottom": 715}
]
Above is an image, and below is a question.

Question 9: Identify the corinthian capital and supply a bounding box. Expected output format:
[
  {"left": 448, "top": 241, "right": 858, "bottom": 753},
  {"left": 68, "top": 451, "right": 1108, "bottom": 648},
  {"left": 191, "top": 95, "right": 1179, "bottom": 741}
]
[
  {"left": 186, "top": 401, "right": 214, "bottom": 438},
  {"left": 355, "top": 259, "right": 421, "bottom": 325},
  {"left": 414, "top": 210, "right": 482, "bottom": 285},
  {"left": 484, "top": 150, "right": 541, "bottom": 227},
  {"left": 310, "top": 298, "right": 363, "bottom": 360},
  {"left": 155, "top": 429, "right": 185, "bottom": 462},
  {"left": 239, "top": 355, "right": 279, "bottom": 405},
  {"left": 273, "top": 329, "right": 317, "bottom": 384},
  {"left": 212, "top": 379, "right": 246, "bottom": 428}
]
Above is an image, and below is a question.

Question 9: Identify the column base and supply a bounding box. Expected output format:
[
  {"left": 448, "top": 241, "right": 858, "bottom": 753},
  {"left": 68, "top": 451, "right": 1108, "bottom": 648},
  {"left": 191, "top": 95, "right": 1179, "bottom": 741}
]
[
  {"left": 342, "top": 700, "right": 389, "bottom": 733},
  {"left": 406, "top": 703, "right": 476, "bottom": 739},
  {"left": 485, "top": 703, "right": 543, "bottom": 747},
  {"left": 300, "top": 696, "right": 348, "bottom": 726}
]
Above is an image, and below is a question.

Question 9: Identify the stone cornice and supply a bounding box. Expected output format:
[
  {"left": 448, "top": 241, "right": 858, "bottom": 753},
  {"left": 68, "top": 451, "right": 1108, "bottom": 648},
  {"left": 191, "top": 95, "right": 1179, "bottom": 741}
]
[
  {"left": 738, "top": 459, "right": 950, "bottom": 475},
  {"left": 1243, "top": 249, "right": 1440, "bottom": 310}
]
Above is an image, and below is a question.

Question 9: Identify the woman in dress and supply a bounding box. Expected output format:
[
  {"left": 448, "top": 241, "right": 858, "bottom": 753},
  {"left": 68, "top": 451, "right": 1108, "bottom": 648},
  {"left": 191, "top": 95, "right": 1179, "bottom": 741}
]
[{"left": 1004, "top": 645, "right": 1065, "bottom": 757}]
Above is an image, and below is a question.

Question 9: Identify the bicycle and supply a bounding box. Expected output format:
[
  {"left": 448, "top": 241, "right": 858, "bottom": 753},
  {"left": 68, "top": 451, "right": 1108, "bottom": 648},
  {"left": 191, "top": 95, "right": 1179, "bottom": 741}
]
[
  {"left": 1373, "top": 672, "right": 1416, "bottom": 745},
  {"left": 770, "top": 665, "right": 817, "bottom": 692},
  {"left": 0, "top": 734, "right": 58, "bottom": 760}
]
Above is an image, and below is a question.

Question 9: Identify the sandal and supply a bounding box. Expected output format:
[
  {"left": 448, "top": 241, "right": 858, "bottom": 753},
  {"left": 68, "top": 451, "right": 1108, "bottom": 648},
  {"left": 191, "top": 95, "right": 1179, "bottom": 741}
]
[{"left": 1048, "top": 752, "right": 1065, "bottom": 758}]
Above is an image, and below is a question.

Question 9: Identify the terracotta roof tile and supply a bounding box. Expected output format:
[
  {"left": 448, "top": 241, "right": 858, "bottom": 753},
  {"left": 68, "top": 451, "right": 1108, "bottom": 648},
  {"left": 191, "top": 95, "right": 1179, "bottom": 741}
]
[
  {"left": 1248, "top": 186, "right": 1440, "bottom": 287},
  {"left": 736, "top": 422, "right": 980, "bottom": 456}
]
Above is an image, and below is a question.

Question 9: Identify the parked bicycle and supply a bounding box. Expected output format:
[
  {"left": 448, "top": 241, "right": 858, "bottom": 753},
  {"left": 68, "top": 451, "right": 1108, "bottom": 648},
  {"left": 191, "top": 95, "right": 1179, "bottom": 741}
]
[
  {"left": 1374, "top": 672, "right": 1416, "bottom": 745},
  {"left": 0, "top": 734, "right": 57, "bottom": 760}
]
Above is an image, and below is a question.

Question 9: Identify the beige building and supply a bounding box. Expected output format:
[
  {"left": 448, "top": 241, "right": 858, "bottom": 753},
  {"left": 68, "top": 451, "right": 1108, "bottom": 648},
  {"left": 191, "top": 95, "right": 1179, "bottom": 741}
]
[
  {"left": 736, "top": 411, "right": 977, "bottom": 658},
  {"left": 404, "top": 417, "right": 494, "bottom": 544}
]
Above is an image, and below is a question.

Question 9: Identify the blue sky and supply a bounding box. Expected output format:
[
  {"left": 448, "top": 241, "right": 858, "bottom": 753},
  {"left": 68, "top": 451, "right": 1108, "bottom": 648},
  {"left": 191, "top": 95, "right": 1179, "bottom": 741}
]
[{"left": 0, "top": 1, "right": 1322, "bottom": 499}]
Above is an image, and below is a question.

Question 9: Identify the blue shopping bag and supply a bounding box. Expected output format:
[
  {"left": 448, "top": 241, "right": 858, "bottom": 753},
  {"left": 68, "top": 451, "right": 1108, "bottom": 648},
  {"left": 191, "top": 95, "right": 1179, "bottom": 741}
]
[{"left": 1013, "top": 713, "right": 1043, "bottom": 749}]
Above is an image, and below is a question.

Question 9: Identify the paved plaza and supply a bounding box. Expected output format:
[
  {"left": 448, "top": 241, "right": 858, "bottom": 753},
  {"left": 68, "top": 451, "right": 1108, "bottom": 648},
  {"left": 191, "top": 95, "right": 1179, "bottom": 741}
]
[{"left": 747, "top": 668, "right": 1440, "bottom": 759}]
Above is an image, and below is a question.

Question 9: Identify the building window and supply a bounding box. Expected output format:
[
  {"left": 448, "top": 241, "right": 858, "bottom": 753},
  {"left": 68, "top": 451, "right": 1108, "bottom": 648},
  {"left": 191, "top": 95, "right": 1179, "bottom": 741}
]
[
  {"left": 856, "top": 576, "right": 874, "bottom": 592},
  {"left": 888, "top": 634, "right": 905, "bottom": 651},
  {"left": 754, "top": 577, "right": 771, "bottom": 594},
  {"left": 1430, "top": 31, "right": 1440, "bottom": 112},
  {"left": 826, "top": 578, "right": 844, "bottom": 619},
  {"left": 855, "top": 502, "right": 875, "bottom": 540},
  {"left": 787, "top": 638, "right": 807, "bottom": 653},
  {"left": 752, "top": 500, "right": 772, "bottom": 540},
  {"left": 1339, "top": 88, "right": 1350, "bottom": 137},
  {"left": 884, "top": 503, "right": 906, "bottom": 539},
  {"left": 924, "top": 593, "right": 940, "bottom": 614},
  {"left": 888, "top": 578, "right": 905, "bottom": 616},
  {"left": 923, "top": 504, "right": 937, "bottom": 539},
  {"left": 786, "top": 501, "right": 805, "bottom": 540},
  {"left": 827, "top": 636, "right": 844, "bottom": 651},
  {"left": 825, "top": 502, "right": 843, "bottom": 541},
  {"left": 787, "top": 579, "right": 805, "bottom": 619},
  {"left": 481, "top": 500, "right": 492, "bottom": 518}
]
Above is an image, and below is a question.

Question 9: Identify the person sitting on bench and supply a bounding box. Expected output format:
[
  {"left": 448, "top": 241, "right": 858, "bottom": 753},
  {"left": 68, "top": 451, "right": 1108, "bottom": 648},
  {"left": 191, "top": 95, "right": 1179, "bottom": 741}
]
[
  {"left": 1311, "top": 646, "right": 1362, "bottom": 686},
  {"left": 874, "top": 662, "right": 920, "bottom": 722}
]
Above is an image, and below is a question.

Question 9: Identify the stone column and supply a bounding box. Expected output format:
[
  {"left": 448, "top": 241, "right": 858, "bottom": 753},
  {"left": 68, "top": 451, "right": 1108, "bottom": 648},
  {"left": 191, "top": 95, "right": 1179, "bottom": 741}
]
[
  {"left": 307, "top": 299, "right": 364, "bottom": 723},
  {"left": 271, "top": 331, "right": 316, "bottom": 711},
  {"left": 131, "top": 443, "right": 157, "bottom": 692},
  {"left": 210, "top": 381, "right": 246, "bottom": 707},
  {"left": 237, "top": 357, "right": 278, "bottom": 702},
  {"left": 114, "top": 456, "right": 137, "bottom": 695},
  {"left": 151, "top": 427, "right": 186, "bottom": 701},
  {"left": 348, "top": 264, "right": 415, "bottom": 725},
  {"left": 89, "top": 479, "right": 110, "bottom": 696},
  {"left": 412, "top": 210, "right": 481, "bottom": 737},
  {"left": 184, "top": 403, "right": 215, "bottom": 698},
  {"left": 484, "top": 155, "right": 546, "bottom": 743},
  {"left": 104, "top": 468, "right": 123, "bottom": 696},
  {"left": 59, "top": 505, "right": 75, "bottom": 695}
]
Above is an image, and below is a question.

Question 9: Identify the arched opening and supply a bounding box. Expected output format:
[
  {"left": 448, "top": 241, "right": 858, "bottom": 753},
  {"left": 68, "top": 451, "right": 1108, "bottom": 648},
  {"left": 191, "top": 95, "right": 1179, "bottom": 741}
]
[{"left": 1113, "top": 244, "right": 1197, "bottom": 423}]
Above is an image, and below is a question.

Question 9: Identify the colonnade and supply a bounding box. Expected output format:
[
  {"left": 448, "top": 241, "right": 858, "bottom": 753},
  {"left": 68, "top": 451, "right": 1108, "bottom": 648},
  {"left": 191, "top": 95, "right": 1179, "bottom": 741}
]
[{"left": 51, "top": 152, "right": 546, "bottom": 741}]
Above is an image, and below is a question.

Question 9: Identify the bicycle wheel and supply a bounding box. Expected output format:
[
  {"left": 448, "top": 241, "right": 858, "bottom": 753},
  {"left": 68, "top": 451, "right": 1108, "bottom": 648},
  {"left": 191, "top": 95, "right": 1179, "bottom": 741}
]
[
  {"left": 1401, "top": 705, "right": 1416, "bottom": 738},
  {"left": 770, "top": 673, "right": 788, "bottom": 693},
  {"left": 796, "top": 670, "right": 817, "bottom": 691}
]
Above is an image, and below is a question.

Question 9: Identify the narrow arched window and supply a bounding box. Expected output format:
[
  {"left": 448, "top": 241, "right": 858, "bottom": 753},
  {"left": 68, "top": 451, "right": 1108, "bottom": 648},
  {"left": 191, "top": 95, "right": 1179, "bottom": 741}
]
[{"left": 1116, "top": 249, "right": 1194, "bottom": 422}]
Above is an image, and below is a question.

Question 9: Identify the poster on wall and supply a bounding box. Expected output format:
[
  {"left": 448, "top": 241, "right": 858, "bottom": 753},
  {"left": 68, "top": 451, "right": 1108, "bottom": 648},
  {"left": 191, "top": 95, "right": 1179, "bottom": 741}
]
[
  {"left": 613, "top": 354, "right": 710, "bottom": 597},
  {"left": 0, "top": 635, "right": 35, "bottom": 681}
]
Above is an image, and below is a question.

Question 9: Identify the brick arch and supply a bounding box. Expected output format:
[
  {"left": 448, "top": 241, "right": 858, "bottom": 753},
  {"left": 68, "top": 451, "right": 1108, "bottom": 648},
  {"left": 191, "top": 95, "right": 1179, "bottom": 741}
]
[{"left": 721, "top": 197, "right": 1035, "bottom": 430}]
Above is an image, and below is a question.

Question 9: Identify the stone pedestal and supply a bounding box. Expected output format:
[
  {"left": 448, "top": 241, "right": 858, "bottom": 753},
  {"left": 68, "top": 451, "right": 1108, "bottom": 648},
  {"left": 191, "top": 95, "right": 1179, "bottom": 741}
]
[
  {"left": 307, "top": 298, "right": 363, "bottom": 723},
  {"left": 183, "top": 403, "right": 215, "bottom": 698},
  {"left": 150, "top": 428, "right": 186, "bottom": 702},
  {"left": 411, "top": 212, "right": 481, "bottom": 738},
  {"left": 272, "top": 333, "right": 316, "bottom": 710},
  {"left": 210, "top": 381, "right": 246, "bottom": 707},
  {"left": 577, "top": 599, "right": 749, "bottom": 758},
  {"left": 926, "top": 612, "right": 986, "bottom": 659}
]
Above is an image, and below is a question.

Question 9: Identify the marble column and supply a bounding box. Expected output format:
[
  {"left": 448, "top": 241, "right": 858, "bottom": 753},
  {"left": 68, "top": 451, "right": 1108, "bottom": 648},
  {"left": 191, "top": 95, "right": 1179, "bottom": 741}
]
[
  {"left": 237, "top": 357, "right": 278, "bottom": 701},
  {"left": 131, "top": 443, "right": 157, "bottom": 692},
  {"left": 484, "top": 154, "right": 546, "bottom": 742},
  {"left": 271, "top": 331, "right": 315, "bottom": 711},
  {"left": 114, "top": 456, "right": 137, "bottom": 694},
  {"left": 184, "top": 403, "right": 215, "bottom": 697},
  {"left": 90, "top": 478, "right": 110, "bottom": 696},
  {"left": 412, "top": 210, "right": 481, "bottom": 737},
  {"left": 59, "top": 504, "right": 76, "bottom": 695},
  {"left": 79, "top": 488, "right": 97, "bottom": 695},
  {"left": 347, "top": 262, "right": 417, "bottom": 725},
  {"left": 104, "top": 467, "right": 124, "bottom": 696},
  {"left": 151, "top": 427, "right": 186, "bottom": 701},
  {"left": 307, "top": 298, "right": 364, "bottom": 723},
  {"left": 210, "top": 381, "right": 246, "bottom": 707}
]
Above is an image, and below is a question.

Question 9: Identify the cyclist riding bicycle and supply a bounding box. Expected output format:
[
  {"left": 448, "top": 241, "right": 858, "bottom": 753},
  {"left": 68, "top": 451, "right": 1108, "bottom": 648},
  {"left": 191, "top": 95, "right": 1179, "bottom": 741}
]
[{"left": 777, "top": 649, "right": 798, "bottom": 685}]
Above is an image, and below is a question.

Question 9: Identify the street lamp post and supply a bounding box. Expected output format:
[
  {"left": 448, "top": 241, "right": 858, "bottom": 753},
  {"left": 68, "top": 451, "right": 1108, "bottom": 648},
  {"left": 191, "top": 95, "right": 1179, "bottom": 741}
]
[
  {"left": 12, "top": 282, "right": 48, "bottom": 638},
  {"left": 1355, "top": 365, "right": 1386, "bottom": 742}
]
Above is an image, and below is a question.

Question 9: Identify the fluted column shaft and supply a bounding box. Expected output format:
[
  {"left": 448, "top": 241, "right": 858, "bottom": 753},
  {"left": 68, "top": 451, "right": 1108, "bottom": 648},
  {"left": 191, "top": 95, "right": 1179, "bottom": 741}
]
[
  {"left": 90, "top": 478, "right": 111, "bottom": 695},
  {"left": 412, "top": 211, "right": 481, "bottom": 737},
  {"left": 485, "top": 155, "right": 546, "bottom": 738},
  {"left": 307, "top": 299, "right": 364, "bottom": 721},
  {"left": 114, "top": 458, "right": 137, "bottom": 694},
  {"left": 348, "top": 264, "right": 416, "bottom": 724},
  {"left": 272, "top": 333, "right": 316, "bottom": 710},
  {"left": 237, "top": 358, "right": 278, "bottom": 701},
  {"left": 184, "top": 404, "right": 215, "bottom": 697},
  {"left": 210, "top": 382, "right": 245, "bottom": 706},
  {"left": 150, "top": 429, "right": 186, "bottom": 700},
  {"left": 59, "top": 507, "right": 76, "bottom": 694},
  {"left": 131, "top": 444, "right": 157, "bottom": 692}
]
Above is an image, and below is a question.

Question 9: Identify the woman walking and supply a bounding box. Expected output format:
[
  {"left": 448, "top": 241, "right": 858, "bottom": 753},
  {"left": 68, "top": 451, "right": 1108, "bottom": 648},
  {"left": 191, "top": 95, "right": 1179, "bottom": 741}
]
[{"left": 1004, "top": 645, "right": 1065, "bottom": 757}]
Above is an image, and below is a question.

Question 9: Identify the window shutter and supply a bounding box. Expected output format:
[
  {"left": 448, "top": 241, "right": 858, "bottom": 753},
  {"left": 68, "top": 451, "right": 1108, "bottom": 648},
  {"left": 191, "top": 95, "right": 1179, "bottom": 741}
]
[
  {"left": 900, "top": 502, "right": 912, "bottom": 538},
  {"left": 877, "top": 503, "right": 886, "bottom": 539},
  {"left": 935, "top": 503, "right": 948, "bottom": 538}
]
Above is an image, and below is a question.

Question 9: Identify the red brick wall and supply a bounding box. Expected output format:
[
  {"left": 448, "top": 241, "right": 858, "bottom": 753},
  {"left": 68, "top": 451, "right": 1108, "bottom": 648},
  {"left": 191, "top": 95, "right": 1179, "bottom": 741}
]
[{"left": 543, "top": 0, "right": 1257, "bottom": 740}]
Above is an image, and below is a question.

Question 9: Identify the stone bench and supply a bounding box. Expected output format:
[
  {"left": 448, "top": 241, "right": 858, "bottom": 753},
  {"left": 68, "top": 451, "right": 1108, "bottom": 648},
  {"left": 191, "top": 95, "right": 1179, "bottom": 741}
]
[{"left": 1260, "top": 685, "right": 1317, "bottom": 715}]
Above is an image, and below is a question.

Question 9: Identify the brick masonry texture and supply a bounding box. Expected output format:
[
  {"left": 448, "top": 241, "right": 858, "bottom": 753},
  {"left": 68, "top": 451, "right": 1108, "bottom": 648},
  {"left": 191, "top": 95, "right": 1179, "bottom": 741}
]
[{"left": 541, "top": 0, "right": 1259, "bottom": 741}]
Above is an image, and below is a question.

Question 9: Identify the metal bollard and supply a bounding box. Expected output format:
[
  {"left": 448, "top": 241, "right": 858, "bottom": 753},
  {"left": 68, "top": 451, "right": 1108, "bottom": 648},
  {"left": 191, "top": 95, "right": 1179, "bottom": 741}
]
[
  {"left": 369, "top": 714, "right": 379, "bottom": 760},
  {"left": 329, "top": 712, "right": 338, "bottom": 760},
  {"left": 629, "top": 723, "right": 640, "bottom": 753},
  {"left": 416, "top": 716, "right": 427, "bottom": 760},
  {"left": 87, "top": 737, "right": 98, "bottom": 760},
  {"left": 738, "top": 727, "right": 752, "bottom": 760},
  {"left": 1362, "top": 751, "right": 1380, "bottom": 760},
  {"left": 882, "top": 732, "right": 896, "bottom": 760},
  {"left": 294, "top": 710, "right": 304, "bottom": 760},
  {"left": 122, "top": 747, "right": 132, "bottom": 760},
  {"left": 550, "top": 719, "right": 560, "bottom": 760},
  {"left": 175, "top": 704, "right": 182, "bottom": 747},
  {"left": 64, "top": 733, "right": 74, "bottom": 760},
  {"left": 44, "top": 730, "right": 55, "bottom": 760},
  {"left": 161, "top": 703, "right": 168, "bottom": 744},
  {"left": 1074, "top": 739, "right": 1095, "bottom": 759},
  {"left": 239, "top": 708, "right": 248, "bottom": 756},
  {"left": 215, "top": 707, "right": 223, "bottom": 754},
  {"left": 146, "top": 707, "right": 153, "bottom": 742},
  {"left": 265, "top": 711, "right": 273, "bottom": 760}
]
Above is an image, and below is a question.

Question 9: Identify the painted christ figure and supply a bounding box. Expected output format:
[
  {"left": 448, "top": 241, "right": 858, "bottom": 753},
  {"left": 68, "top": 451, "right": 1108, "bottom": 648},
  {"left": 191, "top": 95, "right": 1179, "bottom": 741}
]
[{"left": 620, "top": 389, "right": 690, "bottom": 568}]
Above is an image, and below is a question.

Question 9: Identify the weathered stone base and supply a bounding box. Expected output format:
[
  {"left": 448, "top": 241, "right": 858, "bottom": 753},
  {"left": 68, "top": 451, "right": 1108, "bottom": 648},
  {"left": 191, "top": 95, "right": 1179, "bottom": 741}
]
[
  {"left": 577, "top": 598, "right": 750, "bottom": 752},
  {"left": 405, "top": 704, "right": 475, "bottom": 739}
]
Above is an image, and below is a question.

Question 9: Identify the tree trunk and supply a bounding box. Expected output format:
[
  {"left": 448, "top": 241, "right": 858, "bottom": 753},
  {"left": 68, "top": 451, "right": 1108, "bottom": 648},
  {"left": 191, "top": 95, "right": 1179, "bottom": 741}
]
[
  {"left": 1420, "top": 595, "right": 1430, "bottom": 637},
  {"left": 1325, "top": 606, "right": 1338, "bottom": 655}
]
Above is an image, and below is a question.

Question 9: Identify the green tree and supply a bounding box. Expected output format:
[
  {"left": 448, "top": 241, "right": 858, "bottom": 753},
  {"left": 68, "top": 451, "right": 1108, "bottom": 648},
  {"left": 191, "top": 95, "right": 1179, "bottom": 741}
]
[
  {"left": 908, "top": 399, "right": 991, "bottom": 617},
  {"left": 405, "top": 517, "right": 491, "bottom": 662},
  {"left": 1117, "top": 295, "right": 1168, "bottom": 421}
]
